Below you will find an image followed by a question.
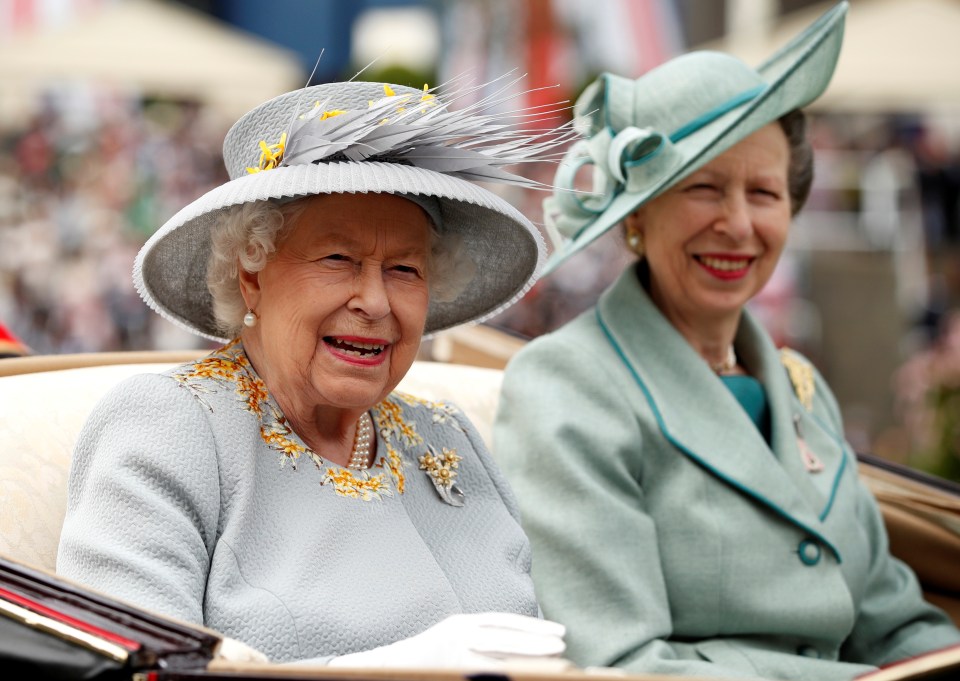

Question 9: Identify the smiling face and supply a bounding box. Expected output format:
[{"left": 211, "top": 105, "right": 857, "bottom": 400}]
[
  {"left": 238, "top": 193, "right": 432, "bottom": 417},
  {"left": 625, "top": 123, "right": 792, "bottom": 331}
]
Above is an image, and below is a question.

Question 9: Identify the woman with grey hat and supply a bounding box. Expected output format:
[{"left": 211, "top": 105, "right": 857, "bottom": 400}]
[
  {"left": 494, "top": 3, "right": 960, "bottom": 680},
  {"left": 56, "top": 79, "right": 569, "bottom": 667}
]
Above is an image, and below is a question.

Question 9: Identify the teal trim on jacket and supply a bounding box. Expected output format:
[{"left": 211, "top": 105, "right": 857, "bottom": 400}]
[{"left": 493, "top": 264, "right": 960, "bottom": 681}]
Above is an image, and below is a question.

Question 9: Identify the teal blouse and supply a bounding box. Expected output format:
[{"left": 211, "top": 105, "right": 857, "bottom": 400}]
[{"left": 721, "top": 374, "right": 771, "bottom": 442}]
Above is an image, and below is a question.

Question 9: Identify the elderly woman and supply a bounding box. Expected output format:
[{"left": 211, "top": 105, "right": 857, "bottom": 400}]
[
  {"left": 57, "top": 79, "right": 567, "bottom": 667},
  {"left": 493, "top": 4, "right": 960, "bottom": 681}
]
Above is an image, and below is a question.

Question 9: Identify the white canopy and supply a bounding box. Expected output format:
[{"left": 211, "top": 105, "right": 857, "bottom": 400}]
[
  {"left": 0, "top": 0, "right": 305, "bottom": 127},
  {"left": 699, "top": 0, "right": 960, "bottom": 113}
]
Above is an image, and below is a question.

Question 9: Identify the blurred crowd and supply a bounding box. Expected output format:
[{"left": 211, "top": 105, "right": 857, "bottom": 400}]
[
  {"left": 3, "top": 95, "right": 960, "bottom": 351},
  {"left": 0, "top": 91, "right": 227, "bottom": 355}
]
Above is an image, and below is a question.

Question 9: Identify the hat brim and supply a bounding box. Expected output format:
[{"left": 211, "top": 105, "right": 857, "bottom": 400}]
[
  {"left": 543, "top": 1, "right": 847, "bottom": 275},
  {"left": 134, "top": 161, "right": 544, "bottom": 341}
]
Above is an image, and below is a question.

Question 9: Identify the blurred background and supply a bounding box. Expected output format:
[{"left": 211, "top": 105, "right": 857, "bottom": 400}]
[{"left": 2, "top": 0, "right": 960, "bottom": 481}]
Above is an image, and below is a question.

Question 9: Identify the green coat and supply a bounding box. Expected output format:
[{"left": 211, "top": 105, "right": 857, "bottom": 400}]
[{"left": 493, "top": 265, "right": 960, "bottom": 681}]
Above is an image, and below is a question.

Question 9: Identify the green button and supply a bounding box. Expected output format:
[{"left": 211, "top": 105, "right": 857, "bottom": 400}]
[{"left": 798, "top": 539, "right": 821, "bottom": 566}]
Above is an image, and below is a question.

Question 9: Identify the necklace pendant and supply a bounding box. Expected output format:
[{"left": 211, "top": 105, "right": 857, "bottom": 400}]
[{"left": 798, "top": 438, "right": 824, "bottom": 473}]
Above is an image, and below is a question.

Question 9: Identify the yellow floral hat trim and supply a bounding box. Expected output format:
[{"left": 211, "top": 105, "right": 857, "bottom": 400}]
[{"left": 246, "top": 131, "right": 287, "bottom": 174}]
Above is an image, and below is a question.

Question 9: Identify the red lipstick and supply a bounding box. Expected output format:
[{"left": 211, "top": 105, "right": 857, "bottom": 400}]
[{"left": 695, "top": 254, "right": 753, "bottom": 281}]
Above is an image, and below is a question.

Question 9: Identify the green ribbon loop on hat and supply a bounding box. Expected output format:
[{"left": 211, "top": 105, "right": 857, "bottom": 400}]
[
  {"left": 608, "top": 127, "right": 662, "bottom": 184},
  {"left": 547, "top": 125, "right": 683, "bottom": 241},
  {"left": 612, "top": 127, "right": 683, "bottom": 193},
  {"left": 545, "top": 140, "right": 617, "bottom": 241}
]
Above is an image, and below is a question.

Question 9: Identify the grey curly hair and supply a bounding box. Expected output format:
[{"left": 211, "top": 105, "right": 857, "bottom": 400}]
[{"left": 206, "top": 196, "right": 477, "bottom": 338}]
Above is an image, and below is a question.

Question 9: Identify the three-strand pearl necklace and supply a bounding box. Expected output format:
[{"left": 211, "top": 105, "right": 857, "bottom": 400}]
[{"left": 347, "top": 411, "right": 374, "bottom": 470}]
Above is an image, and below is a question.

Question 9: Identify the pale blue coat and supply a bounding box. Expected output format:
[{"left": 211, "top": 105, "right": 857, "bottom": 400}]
[
  {"left": 58, "top": 343, "right": 539, "bottom": 663},
  {"left": 494, "top": 265, "right": 960, "bottom": 681}
]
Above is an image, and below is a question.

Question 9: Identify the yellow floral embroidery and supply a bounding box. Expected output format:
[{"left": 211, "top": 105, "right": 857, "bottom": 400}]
[
  {"left": 396, "top": 393, "right": 464, "bottom": 432},
  {"left": 387, "top": 451, "right": 406, "bottom": 494},
  {"left": 323, "top": 468, "right": 392, "bottom": 501},
  {"left": 375, "top": 396, "right": 424, "bottom": 448},
  {"left": 169, "top": 342, "right": 458, "bottom": 502},
  {"left": 262, "top": 427, "right": 306, "bottom": 459},
  {"left": 174, "top": 340, "right": 307, "bottom": 461}
]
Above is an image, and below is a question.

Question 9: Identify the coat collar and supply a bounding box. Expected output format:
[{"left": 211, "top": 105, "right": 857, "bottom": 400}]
[{"left": 596, "top": 265, "right": 844, "bottom": 561}]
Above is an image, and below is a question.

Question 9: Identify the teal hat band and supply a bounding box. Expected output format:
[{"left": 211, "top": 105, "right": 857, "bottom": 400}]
[{"left": 669, "top": 84, "right": 767, "bottom": 143}]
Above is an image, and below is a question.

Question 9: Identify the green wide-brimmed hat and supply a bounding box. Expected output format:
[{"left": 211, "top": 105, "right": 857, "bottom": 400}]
[{"left": 542, "top": 1, "right": 847, "bottom": 274}]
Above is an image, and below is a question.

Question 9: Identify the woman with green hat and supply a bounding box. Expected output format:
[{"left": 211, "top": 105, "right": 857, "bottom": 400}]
[{"left": 494, "top": 3, "right": 960, "bottom": 679}]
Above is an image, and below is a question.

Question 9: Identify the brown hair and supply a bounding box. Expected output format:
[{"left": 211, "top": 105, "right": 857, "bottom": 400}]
[{"left": 779, "top": 109, "right": 814, "bottom": 216}]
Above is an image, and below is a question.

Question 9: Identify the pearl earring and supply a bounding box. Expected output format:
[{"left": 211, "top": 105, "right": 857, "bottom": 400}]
[
  {"left": 627, "top": 232, "right": 644, "bottom": 255},
  {"left": 243, "top": 310, "right": 258, "bottom": 328}
]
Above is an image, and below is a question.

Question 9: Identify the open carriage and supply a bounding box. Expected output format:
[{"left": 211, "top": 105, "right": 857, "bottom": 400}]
[{"left": 1, "top": 342, "right": 958, "bottom": 680}]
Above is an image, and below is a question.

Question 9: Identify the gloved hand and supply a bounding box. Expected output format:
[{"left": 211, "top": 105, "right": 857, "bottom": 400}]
[
  {"left": 328, "top": 612, "right": 566, "bottom": 669},
  {"left": 215, "top": 636, "right": 270, "bottom": 663}
]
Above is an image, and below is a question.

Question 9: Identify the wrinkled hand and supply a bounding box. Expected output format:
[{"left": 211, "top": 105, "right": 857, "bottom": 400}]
[{"left": 329, "top": 612, "right": 567, "bottom": 669}]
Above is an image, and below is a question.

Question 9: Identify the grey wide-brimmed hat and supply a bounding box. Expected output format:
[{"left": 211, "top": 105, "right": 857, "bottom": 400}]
[
  {"left": 542, "top": 1, "right": 847, "bottom": 274},
  {"left": 134, "top": 78, "right": 570, "bottom": 341}
]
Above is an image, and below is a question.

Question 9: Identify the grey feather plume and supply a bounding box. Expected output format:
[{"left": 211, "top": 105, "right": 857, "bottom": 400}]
[{"left": 277, "top": 76, "right": 576, "bottom": 188}]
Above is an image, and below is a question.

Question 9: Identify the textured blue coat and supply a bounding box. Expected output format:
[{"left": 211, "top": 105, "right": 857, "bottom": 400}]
[
  {"left": 58, "top": 343, "right": 539, "bottom": 662},
  {"left": 494, "top": 265, "right": 960, "bottom": 680}
]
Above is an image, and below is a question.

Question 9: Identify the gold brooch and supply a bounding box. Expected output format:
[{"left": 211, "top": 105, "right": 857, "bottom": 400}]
[
  {"left": 780, "top": 348, "right": 815, "bottom": 411},
  {"left": 419, "top": 446, "right": 464, "bottom": 507}
]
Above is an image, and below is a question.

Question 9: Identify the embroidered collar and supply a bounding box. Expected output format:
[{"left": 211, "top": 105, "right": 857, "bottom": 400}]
[{"left": 171, "top": 340, "right": 465, "bottom": 503}]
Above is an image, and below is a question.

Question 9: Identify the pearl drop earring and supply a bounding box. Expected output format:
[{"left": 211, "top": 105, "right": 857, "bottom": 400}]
[
  {"left": 243, "top": 310, "right": 258, "bottom": 328},
  {"left": 627, "top": 232, "right": 644, "bottom": 255}
]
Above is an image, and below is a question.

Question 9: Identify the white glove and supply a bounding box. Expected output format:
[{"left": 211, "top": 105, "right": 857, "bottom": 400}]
[
  {"left": 328, "top": 612, "right": 566, "bottom": 669},
  {"left": 214, "top": 636, "right": 270, "bottom": 663}
]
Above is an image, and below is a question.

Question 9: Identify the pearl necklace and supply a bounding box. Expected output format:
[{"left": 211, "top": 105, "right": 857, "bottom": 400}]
[
  {"left": 347, "top": 411, "right": 374, "bottom": 470},
  {"left": 712, "top": 345, "right": 737, "bottom": 374}
]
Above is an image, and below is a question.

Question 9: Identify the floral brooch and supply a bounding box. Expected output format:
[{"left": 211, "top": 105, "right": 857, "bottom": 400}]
[
  {"left": 780, "top": 348, "right": 815, "bottom": 411},
  {"left": 419, "top": 445, "right": 465, "bottom": 507}
]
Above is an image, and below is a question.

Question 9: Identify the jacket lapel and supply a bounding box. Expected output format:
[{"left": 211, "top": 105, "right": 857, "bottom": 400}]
[
  {"left": 741, "top": 316, "right": 849, "bottom": 525},
  {"left": 597, "top": 267, "right": 843, "bottom": 560}
]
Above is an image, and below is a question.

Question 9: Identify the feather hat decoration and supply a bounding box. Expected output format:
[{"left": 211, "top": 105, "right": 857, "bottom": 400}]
[
  {"left": 134, "top": 76, "right": 575, "bottom": 341},
  {"left": 278, "top": 77, "right": 572, "bottom": 187}
]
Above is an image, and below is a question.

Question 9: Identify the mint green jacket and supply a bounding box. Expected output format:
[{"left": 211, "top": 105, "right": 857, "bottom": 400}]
[{"left": 493, "top": 265, "right": 959, "bottom": 681}]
